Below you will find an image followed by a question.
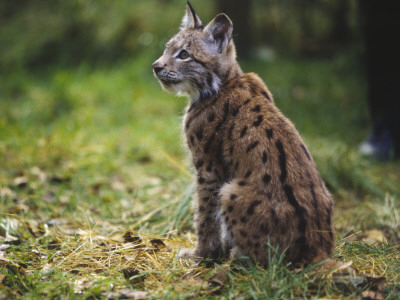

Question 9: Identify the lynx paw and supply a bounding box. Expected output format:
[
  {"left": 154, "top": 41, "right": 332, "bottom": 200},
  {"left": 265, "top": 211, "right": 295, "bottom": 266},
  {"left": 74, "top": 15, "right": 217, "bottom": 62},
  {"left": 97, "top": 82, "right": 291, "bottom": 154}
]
[
  {"left": 178, "top": 248, "right": 197, "bottom": 259},
  {"left": 229, "top": 246, "right": 243, "bottom": 259}
]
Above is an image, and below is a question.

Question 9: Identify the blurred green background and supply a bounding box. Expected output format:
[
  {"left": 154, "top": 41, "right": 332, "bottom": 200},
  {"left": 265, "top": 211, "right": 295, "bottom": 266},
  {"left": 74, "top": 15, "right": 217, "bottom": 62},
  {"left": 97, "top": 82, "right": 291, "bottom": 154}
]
[{"left": 0, "top": 0, "right": 361, "bottom": 69}]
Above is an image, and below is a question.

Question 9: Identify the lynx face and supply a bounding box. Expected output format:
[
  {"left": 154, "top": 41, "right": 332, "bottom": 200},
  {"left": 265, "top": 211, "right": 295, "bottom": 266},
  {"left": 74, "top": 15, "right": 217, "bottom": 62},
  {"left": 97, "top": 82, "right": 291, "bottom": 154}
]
[{"left": 153, "top": 4, "right": 240, "bottom": 101}]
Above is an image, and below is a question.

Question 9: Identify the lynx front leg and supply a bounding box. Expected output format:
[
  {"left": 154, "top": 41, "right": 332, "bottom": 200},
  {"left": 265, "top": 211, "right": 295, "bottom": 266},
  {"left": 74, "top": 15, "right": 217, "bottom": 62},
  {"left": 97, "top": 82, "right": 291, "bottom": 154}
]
[{"left": 180, "top": 178, "right": 224, "bottom": 259}]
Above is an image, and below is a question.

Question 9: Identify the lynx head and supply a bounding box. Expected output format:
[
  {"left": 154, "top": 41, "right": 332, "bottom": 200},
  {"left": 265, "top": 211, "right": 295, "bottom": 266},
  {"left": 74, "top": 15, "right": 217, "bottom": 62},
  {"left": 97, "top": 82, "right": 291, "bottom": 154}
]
[{"left": 153, "top": 2, "right": 242, "bottom": 102}]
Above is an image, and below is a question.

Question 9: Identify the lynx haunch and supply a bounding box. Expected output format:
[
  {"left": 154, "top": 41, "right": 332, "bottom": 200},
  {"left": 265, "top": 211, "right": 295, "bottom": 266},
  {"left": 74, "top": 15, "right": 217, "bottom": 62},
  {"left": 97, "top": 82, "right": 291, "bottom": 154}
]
[{"left": 153, "top": 3, "right": 334, "bottom": 266}]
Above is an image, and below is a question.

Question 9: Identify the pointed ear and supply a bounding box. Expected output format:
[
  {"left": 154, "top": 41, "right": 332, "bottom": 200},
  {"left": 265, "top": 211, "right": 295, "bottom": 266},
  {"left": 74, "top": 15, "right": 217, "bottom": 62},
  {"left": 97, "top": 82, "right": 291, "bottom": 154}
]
[
  {"left": 204, "top": 13, "right": 233, "bottom": 54},
  {"left": 181, "top": 2, "right": 203, "bottom": 29}
]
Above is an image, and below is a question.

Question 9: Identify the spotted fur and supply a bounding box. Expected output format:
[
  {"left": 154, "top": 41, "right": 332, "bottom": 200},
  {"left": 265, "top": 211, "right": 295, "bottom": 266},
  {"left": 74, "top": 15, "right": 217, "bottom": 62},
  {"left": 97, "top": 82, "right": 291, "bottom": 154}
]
[{"left": 153, "top": 3, "right": 334, "bottom": 266}]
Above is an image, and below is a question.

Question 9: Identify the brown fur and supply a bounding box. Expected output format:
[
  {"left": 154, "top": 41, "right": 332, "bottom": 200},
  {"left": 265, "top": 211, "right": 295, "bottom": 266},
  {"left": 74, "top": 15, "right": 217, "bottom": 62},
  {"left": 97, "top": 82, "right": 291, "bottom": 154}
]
[
  {"left": 153, "top": 3, "right": 334, "bottom": 266},
  {"left": 183, "top": 73, "right": 334, "bottom": 265}
]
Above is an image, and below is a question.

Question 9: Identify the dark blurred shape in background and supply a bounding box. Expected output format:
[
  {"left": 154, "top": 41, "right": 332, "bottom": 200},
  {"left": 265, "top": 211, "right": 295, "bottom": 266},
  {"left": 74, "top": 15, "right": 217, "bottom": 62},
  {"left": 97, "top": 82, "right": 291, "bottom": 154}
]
[
  {"left": 217, "top": 0, "right": 252, "bottom": 57},
  {"left": 358, "top": 0, "right": 400, "bottom": 160},
  {"left": 218, "top": 0, "right": 356, "bottom": 59}
]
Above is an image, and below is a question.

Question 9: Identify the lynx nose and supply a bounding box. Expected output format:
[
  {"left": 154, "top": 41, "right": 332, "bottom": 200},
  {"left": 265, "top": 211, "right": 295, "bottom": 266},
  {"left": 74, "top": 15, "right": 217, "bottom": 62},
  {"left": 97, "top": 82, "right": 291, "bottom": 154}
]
[{"left": 152, "top": 62, "right": 164, "bottom": 74}]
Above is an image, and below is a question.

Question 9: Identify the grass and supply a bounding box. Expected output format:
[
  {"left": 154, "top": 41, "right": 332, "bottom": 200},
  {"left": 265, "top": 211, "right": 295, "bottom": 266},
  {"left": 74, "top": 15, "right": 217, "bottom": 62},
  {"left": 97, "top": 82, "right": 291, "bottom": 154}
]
[{"left": 1, "top": 49, "right": 399, "bottom": 299}]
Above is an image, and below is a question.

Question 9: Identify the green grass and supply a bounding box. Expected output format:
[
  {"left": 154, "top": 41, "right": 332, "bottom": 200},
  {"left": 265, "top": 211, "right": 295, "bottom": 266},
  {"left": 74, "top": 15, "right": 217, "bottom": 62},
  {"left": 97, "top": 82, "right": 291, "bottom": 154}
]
[{"left": 1, "top": 51, "right": 399, "bottom": 299}]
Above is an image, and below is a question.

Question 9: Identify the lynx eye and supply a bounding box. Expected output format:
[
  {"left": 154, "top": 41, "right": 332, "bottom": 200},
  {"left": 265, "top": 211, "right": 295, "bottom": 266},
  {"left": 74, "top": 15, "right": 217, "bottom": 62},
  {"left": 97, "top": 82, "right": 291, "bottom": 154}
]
[{"left": 177, "top": 49, "right": 190, "bottom": 60}]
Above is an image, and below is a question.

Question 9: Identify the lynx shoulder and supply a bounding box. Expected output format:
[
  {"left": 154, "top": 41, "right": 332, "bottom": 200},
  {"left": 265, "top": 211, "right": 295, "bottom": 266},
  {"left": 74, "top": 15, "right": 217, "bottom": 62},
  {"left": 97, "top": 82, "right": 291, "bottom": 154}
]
[{"left": 153, "top": 3, "right": 334, "bottom": 266}]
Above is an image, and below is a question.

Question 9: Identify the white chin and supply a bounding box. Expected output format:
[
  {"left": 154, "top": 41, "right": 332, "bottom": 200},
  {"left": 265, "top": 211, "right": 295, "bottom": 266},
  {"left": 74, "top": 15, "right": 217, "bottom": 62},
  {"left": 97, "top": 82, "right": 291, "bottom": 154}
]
[{"left": 162, "top": 81, "right": 198, "bottom": 99}]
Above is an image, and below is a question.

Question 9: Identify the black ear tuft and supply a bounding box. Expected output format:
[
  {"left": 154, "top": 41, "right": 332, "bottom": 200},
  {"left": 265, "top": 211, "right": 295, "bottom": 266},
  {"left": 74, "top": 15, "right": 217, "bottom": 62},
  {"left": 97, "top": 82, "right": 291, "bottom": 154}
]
[
  {"left": 187, "top": 2, "right": 196, "bottom": 19},
  {"left": 181, "top": 2, "right": 203, "bottom": 29}
]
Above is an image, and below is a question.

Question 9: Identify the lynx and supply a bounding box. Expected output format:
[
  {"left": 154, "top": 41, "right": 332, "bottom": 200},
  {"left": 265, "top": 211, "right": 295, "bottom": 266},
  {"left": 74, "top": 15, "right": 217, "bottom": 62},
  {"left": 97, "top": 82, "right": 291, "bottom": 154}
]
[{"left": 153, "top": 3, "right": 334, "bottom": 266}]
